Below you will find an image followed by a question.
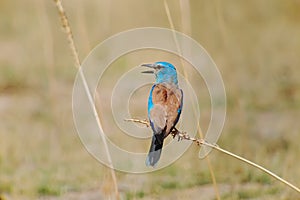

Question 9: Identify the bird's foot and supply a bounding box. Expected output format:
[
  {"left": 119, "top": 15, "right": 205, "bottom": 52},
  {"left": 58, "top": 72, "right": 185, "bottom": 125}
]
[
  {"left": 171, "top": 129, "right": 188, "bottom": 141},
  {"left": 177, "top": 134, "right": 184, "bottom": 141},
  {"left": 171, "top": 130, "right": 175, "bottom": 138},
  {"left": 171, "top": 129, "right": 179, "bottom": 139}
]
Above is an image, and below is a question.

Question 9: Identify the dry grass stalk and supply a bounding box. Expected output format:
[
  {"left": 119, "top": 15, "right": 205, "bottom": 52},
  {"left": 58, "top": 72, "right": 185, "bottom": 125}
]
[
  {"left": 53, "top": 0, "right": 120, "bottom": 199},
  {"left": 125, "top": 118, "right": 300, "bottom": 194},
  {"left": 163, "top": 1, "right": 221, "bottom": 199}
]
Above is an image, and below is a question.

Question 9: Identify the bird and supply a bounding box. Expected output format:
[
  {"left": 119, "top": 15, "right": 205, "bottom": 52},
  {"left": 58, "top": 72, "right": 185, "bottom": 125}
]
[{"left": 141, "top": 62, "right": 183, "bottom": 167}]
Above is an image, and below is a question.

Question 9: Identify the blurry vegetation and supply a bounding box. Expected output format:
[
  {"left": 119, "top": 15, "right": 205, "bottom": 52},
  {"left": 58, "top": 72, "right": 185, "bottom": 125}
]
[{"left": 0, "top": 0, "right": 299, "bottom": 199}]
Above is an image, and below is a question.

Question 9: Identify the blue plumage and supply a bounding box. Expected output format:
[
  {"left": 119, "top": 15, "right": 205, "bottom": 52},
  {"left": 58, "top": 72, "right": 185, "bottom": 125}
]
[{"left": 142, "top": 62, "right": 183, "bottom": 167}]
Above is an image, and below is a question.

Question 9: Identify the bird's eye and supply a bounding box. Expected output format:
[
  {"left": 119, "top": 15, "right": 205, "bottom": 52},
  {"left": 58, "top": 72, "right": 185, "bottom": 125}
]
[{"left": 156, "top": 65, "right": 163, "bottom": 69}]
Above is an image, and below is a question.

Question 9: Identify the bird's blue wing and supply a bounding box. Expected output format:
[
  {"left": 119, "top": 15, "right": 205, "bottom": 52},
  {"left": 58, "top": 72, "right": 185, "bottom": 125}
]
[
  {"left": 147, "top": 84, "right": 156, "bottom": 132},
  {"left": 147, "top": 85, "right": 155, "bottom": 115}
]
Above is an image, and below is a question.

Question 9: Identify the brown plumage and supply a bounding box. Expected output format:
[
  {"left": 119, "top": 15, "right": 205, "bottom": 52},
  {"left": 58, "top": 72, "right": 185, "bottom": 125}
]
[{"left": 150, "top": 83, "right": 182, "bottom": 137}]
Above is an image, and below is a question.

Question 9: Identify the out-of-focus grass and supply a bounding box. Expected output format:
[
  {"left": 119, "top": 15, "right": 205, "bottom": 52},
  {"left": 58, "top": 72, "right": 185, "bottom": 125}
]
[{"left": 0, "top": 0, "right": 300, "bottom": 199}]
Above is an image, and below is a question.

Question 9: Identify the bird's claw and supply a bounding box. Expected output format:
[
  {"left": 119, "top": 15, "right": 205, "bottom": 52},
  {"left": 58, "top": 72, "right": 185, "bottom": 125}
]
[
  {"left": 171, "top": 131, "right": 177, "bottom": 139},
  {"left": 177, "top": 134, "right": 184, "bottom": 141},
  {"left": 171, "top": 129, "right": 185, "bottom": 141}
]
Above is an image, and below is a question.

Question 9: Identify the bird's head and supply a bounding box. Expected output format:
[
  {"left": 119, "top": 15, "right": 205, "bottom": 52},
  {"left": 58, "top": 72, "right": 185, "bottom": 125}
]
[{"left": 141, "top": 62, "right": 178, "bottom": 85}]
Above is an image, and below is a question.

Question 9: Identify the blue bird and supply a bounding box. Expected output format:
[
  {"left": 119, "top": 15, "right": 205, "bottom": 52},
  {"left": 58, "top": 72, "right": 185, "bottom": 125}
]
[{"left": 142, "top": 62, "right": 183, "bottom": 167}]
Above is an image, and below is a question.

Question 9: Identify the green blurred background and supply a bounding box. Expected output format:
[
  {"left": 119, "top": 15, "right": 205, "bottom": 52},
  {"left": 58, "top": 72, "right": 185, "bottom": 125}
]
[{"left": 0, "top": 0, "right": 300, "bottom": 199}]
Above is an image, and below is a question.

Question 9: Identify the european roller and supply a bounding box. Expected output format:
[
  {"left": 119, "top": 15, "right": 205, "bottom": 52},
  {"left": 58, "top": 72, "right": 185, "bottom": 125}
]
[{"left": 142, "top": 62, "right": 183, "bottom": 167}]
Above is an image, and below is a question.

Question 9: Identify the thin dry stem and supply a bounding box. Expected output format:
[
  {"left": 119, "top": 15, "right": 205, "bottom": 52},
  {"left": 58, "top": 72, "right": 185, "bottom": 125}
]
[
  {"left": 179, "top": 0, "right": 192, "bottom": 36},
  {"left": 124, "top": 118, "right": 150, "bottom": 127},
  {"left": 53, "top": 1, "right": 120, "bottom": 199},
  {"left": 126, "top": 118, "right": 300, "bottom": 194},
  {"left": 177, "top": 2, "right": 221, "bottom": 198},
  {"left": 164, "top": 1, "right": 221, "bottom": 199},
  {"left": 53, "top": 0, "right": 80, "bottom": 69}
]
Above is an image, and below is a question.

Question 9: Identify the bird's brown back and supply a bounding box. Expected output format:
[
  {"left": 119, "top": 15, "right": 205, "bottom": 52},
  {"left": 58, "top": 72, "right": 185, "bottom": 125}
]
[{"left": 151, "top": 84, "right": 182, "bottom": 136}]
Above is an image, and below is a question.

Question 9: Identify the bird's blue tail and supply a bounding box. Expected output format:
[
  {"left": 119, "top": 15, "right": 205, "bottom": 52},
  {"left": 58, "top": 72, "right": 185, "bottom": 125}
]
[{"left": 146, "top": 134, "right": 164, "bottom": 167}]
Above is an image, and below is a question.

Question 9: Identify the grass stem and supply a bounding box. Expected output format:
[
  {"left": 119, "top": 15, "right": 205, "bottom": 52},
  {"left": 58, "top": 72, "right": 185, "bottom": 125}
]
[
  {"left": 163, "top": 1, "right": 221, "bottom": 199},
  {"left": 126, "top": 118, "right": 300, "bottom": 194},
  {"left": 53, "top": 1, "right": 120, "bottom": 199}
]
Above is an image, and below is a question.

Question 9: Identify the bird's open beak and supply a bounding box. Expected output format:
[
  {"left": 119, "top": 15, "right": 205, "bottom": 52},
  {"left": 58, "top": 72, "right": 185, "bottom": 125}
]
[{"left": 141, "top": 63, "right": 155, "bottom": 74}]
